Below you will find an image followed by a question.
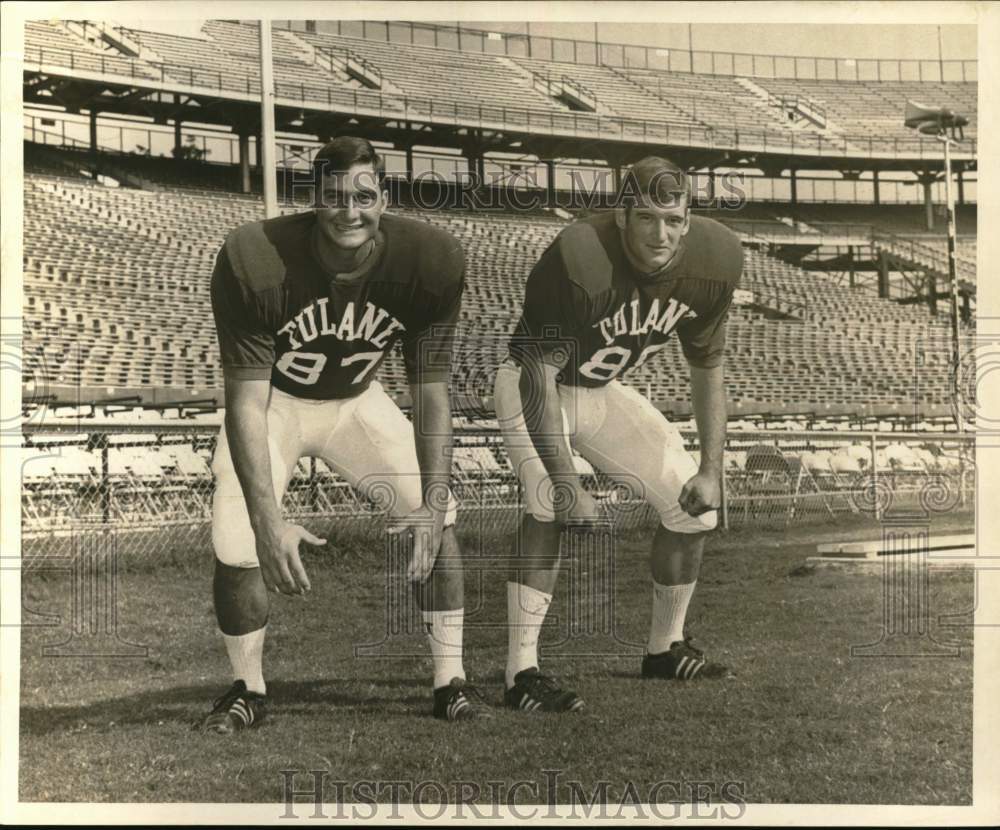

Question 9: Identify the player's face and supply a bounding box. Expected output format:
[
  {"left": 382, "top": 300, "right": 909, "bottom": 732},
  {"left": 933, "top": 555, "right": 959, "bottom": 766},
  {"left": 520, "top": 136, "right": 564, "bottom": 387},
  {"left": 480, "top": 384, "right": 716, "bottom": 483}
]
[
  {"left": 315, "top": 163, "right": 386, "bottom": 250},
  {"left": 619, "top": 199, "right": 690, "bottom": 274}
]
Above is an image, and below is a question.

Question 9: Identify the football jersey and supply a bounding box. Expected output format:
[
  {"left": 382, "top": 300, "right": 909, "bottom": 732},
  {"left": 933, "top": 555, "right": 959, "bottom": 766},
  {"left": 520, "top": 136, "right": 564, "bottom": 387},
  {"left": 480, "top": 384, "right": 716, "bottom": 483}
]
[
  {"left": 211, "top": 212, "right": 464, "bottom": 400},
  {"left": 510, "top": 212, "right": 742, "bottom": 387}
]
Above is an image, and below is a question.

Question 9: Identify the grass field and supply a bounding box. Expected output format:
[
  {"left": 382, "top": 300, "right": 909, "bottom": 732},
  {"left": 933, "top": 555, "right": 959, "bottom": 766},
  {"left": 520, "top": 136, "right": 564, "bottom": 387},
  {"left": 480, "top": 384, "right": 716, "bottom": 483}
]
[{"left": 18, "top": 509, "right": 974, "bottom": 807}]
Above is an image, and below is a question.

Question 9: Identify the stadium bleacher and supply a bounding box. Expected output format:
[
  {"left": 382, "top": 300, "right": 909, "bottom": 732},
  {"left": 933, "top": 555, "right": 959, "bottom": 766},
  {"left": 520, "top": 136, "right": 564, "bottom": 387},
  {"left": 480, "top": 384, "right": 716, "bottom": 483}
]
[
  {"left": 23, "top": 20, "right": 977, "bottom": 151},
  {"left": 20, "top": 18, "right": 976, "bottom": 420},
  {"left": 23, "top": 144, "right": 967, "bottom": 411}
]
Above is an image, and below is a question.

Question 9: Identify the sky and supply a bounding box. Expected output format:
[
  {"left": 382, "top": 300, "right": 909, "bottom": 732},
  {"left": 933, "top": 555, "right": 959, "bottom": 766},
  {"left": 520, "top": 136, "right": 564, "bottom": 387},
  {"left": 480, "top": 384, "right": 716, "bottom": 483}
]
[{"left": 138, "top": 20, "right": 976, "bottom": 63}]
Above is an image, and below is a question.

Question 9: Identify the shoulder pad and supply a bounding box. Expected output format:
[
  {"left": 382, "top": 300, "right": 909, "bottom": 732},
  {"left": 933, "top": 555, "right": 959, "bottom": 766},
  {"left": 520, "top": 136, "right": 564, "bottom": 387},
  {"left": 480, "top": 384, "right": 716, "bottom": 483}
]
[
  {"left": 224, "top": 221, "right": 286, "bottom": 292},
  {"left": 385, "top": 214, "right": 465, "bottom": 295},
  {"left": 557, "top": 220, "right": 615, "bottom": 296},
  {"left": 687, "top": 216, "right": 743, "bottom": 282}
]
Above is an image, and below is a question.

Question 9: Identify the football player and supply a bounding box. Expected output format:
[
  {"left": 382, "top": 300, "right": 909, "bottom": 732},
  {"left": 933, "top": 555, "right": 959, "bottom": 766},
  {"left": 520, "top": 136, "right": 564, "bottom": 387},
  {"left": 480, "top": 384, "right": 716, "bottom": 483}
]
[
  {"left": 494, "top": 156, "right": 742, "bottom": 712},
  {"left": 203, "top": 136, "right": 481, "bottom": 731}
]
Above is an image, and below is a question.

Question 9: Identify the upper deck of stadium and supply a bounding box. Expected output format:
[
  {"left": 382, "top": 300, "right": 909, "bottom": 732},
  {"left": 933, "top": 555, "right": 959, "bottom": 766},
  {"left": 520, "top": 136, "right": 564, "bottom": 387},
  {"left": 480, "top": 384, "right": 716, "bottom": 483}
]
[{"left": 23, "top": 19, "right": 977, "bottom": 168}]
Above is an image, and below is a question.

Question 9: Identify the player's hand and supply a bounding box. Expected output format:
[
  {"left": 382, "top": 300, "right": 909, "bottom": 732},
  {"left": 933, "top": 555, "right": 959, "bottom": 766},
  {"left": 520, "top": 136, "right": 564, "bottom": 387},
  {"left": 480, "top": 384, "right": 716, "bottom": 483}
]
[
  {"left": 255, "top": 519, "right": 326, "bottom": 596},
  {"left": 394, "top": 504, "right": 446, "bottom": 583},
  {"left": 678, "top": 470, "right": 721, "bottom": 518},
  {"left": 552, "top": 480, "right": 603, "bottom": 527}
]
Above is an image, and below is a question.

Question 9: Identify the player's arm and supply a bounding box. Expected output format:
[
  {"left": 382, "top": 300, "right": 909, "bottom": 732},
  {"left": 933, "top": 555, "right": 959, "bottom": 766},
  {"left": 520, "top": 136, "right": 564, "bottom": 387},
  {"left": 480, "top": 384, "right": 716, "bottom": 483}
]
[
  {"left": 677, "top": 270, "right": 738, "bottom": 517},
  {"left": 222, "top": 377, "right": 324, "bottom": 595},
  {"left": 405, "top": 379, "right": 453, "bottom": 582},
  {"left": 679, "top": 363, "right": 726, "bottom": 517},
  {"left": 517, "top": 347, "right": 600, "bottom": 524},
  {"left": 212, "top": 247, "right": 324, "bottom": 594},
  {"left": 398, "top": 238, "right": 465, "bottom": 581},
  {"left": 223, "top": 376, "right": 279, "bottom": 529},
  {"left": 514, "top": 246, "right": 601, "bottom": 525}
]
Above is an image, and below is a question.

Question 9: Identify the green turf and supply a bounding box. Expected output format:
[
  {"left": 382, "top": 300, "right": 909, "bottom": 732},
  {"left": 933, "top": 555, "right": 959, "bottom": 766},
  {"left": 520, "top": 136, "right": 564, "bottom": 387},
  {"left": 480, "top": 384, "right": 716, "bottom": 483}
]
[{"left": 19, "top": 510, "right": 974, "bottom": 805}]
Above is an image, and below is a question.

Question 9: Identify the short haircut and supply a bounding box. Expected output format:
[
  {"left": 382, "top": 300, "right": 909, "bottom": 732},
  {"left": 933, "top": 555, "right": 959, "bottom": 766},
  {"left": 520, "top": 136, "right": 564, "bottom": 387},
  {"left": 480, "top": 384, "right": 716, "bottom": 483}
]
[
  {"left": 312, "top": 136, "right": 386, "bottom": 185},
  {"left": 621, "top": 155, "right": 691, "bottom": 211}
]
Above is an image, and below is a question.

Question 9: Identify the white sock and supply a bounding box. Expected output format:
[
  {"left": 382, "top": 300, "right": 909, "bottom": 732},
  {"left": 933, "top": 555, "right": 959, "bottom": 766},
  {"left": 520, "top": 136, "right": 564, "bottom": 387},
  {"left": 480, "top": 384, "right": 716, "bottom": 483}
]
[
  {"left": 223, "top": 627, "right": 267, "bottom": 694},
  {"left": 505, "top": 582, "right": 553, "bottom": 688},
  {"left": 647, "top": 582, "right": 696, "bottom": 654},
  {"left": 423, "top": 609, "right": 465, "bottom": 689}
]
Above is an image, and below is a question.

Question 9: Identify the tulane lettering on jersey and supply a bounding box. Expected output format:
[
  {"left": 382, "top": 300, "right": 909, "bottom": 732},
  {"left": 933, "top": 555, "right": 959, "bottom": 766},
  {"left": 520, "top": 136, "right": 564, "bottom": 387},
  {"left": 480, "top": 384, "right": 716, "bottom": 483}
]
[
  {"left": 211, "top": 212, "right": 464, "bottom": 400},
  {"left": 510, "top": 212, "right": 742, "bottom": 387}
]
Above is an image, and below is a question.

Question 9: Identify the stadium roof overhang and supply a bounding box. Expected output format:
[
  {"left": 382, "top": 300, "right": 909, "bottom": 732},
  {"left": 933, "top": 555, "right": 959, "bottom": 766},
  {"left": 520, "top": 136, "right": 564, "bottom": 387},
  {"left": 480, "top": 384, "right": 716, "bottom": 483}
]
[{"left": 24, "top": 67, "right": 977, "bottom": 176}]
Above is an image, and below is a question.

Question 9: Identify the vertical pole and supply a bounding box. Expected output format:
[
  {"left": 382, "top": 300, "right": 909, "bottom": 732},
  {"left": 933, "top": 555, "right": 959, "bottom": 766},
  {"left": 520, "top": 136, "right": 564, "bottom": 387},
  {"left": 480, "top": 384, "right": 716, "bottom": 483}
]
[
  {"left": 941, "top": 136, "right": 963, "bottom": 433},
  {"left": 89, "top": 109, "right": 98, "bottom": 153},
  {"left": 923, "top": 176, "right": 934, "bottom": 230},
  {"left": 720, "top": 464, "right": 729, "bottom": 530},
  {"left": 239, "top": 132, "right": 251, "bottom": 193},
  {"left": 870, "top": 433, "right": 880, "bottom": 522},
  {"left": 937, "top": 26, "right": 944, "bottom": 82},
  {"left": 101, "top": 436, "right": 110, "bottom": 526},
  {"left": 310, "top": 457, "right": 318, "bottom": 513},
  {"left": 259, "top": 20, "right": 278, "bottom": 218},
  {"left": 173, "top": 116, "right": 182, "bottom": 161},
  {"left": 877, "top": 249, "right": 889, "bottom": 299}
]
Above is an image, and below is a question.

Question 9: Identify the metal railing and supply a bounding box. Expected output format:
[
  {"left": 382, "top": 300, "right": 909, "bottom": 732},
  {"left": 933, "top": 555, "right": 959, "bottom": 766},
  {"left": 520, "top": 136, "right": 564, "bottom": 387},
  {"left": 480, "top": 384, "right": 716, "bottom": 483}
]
[
  {"left": 19, "top": 422, "right": 974, "bottom": 567},
  {"left": 724, "top": 218, "right": 875, "bottom": 242},
  {"left": 530, "top": 73, "right": 599, "bottom": 112},
  {"left": 723, "top": 219, "right": 977, "bottom": 281},
  {"left": 872, "top": 230, "right": 977, "bottom": 282},
  {"left": 24, "top": 44, "right": 978, "bottom": 162},
  {"left": 321, "top": 46, "right": 382, "bottom": 88},
  {"left": 277, "top": 20, "right": 978, "bottom": 84},
  {"left": 763, "top": 91, "right": 828, "bottom": 127}
]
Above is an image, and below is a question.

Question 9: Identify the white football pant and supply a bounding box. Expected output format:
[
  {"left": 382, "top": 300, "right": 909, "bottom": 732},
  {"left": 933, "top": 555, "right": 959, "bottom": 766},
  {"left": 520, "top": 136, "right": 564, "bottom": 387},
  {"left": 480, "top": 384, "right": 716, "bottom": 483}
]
[
  {"left": 212, "top": 381, "right": 457, "bottom": 567},
  {"left": 493, "top": 361, "right": 716, "bottom": 533}
]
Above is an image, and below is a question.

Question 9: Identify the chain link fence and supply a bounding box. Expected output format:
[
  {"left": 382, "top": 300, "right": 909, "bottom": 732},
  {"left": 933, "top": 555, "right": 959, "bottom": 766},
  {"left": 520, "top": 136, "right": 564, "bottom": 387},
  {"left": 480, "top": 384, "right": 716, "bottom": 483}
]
[{"left": 20, "top": 422, "right": 974, "bottom": 570}]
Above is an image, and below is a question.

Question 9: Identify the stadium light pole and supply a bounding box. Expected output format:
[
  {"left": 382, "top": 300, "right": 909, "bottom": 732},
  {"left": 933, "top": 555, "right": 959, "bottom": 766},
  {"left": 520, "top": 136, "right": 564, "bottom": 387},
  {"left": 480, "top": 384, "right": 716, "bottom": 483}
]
[
  {"left": 904, "top": 100, "right": 968, "bottom": 432},
  {"left": 259, "top": 19, "right": 278, "bottom": 219},
  {"left": 940, "top": 130, "right": 963, "bottom": 431}
]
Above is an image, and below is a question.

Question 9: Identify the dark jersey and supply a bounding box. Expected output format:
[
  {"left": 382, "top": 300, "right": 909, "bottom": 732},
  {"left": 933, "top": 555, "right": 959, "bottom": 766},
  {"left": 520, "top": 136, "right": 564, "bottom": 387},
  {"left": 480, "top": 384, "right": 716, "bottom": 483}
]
[
  {"left": 510, "top": 212, "right": 742, "bottom": 386},
  {"left": 211, "top": 212, "right": 464, "bottom": 400}
]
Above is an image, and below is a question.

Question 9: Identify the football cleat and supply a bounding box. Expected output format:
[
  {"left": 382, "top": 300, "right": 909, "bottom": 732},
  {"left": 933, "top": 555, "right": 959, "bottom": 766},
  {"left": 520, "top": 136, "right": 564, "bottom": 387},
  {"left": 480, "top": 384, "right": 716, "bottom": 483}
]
[
  {"left": 432, "top": 677, "right": 490, "bottom": 721},
  {"left": 641, "top": 638, "right": 733, "bottom": 681},
  {"left": 201, "top": 680, "right": 267, "bottom": 734},
  {"left": 504, "top": 667, "right": 585, "bottom": 713}
]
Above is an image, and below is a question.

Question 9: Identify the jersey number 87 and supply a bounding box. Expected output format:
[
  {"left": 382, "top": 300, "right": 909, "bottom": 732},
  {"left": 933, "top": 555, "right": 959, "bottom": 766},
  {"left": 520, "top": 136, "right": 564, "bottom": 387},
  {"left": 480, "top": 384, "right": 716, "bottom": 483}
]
[{"left": 275, "top": 350, "right": 383, "bottom": 385}]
